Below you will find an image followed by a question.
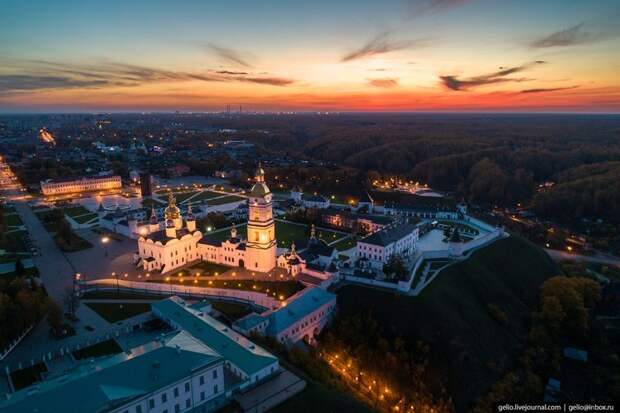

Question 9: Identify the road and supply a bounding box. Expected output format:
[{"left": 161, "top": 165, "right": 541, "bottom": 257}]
[
  {"left": 1, "top": 202, "right": 113, "bottom": 374},
  {"left": 545, "top": 248, "right": 620, "bottom": 268}
]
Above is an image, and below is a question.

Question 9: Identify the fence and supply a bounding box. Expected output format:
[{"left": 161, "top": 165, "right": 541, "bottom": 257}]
[
  {"left": 0, "top": 325, "right": 34, "bottom": 361},
  {"left": 3, "top": 317, "right": 150, "bottom": 378}
]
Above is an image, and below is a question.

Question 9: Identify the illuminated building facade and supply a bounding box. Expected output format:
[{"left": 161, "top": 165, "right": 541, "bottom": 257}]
[{"left": 40, "top": 175, "right": 121, "bottom": 196}]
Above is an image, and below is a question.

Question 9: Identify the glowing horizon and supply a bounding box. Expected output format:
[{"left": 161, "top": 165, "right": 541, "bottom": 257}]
[{"left": 1, "top": 0, "right": 619, "bottom": 113}]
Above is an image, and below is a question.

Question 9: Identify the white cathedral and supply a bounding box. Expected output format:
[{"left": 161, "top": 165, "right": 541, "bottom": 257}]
[{"left": 136, "top": 165, "right": 283, "bottom": 274}]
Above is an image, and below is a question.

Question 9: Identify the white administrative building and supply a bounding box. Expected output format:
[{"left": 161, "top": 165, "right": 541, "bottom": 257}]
[{"left": 40, "top": 174, "right": 121, "bottom": 196}]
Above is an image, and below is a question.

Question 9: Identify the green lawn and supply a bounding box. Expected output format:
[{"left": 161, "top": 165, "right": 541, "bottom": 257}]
[
  {"left": 85, "top": 302, "right": 152, "bottom": 323},
  {"left": 206, "top": 221, "right": 345, "bottom": 249},
  {"left": 3, "top": 213, "right": 23, "bottom": 227},
  {"left": 73, "top": 339, "right": 123, "bottom": 360},
  {"left": 72, "top": 212, "right": 99, "bottom": 224},
  {"left": 330, "top": 236, "right": 356, "bottom": 251},
  {"left": 154, "top": 278, "right": 304, "bottom": 300},
  {"left": 335, "top": 235, "right": 558, "bottom": 411},
  {"left": 190, "top": 190, "right": 230, "bottom": 202},
  {"left": 206, "top": 195, "right": 245, "bottom": 205},
  {"left": 173, "top": 191, "right": 199, "bottom": 203},
  {"left": 141, "top": 198, "right": 165, "bottom": 208},
  {"left": 0, "top": 230, "right": 29, "bottom": 252},
  {"left": 63, "top": 206, "right": 92, "bottom": 218},
  {"left": 187, "top": 261, "right": 231, "bottom": 276},
  {"left": 10, "top": 363, "right": 47, "bottom": 391}
]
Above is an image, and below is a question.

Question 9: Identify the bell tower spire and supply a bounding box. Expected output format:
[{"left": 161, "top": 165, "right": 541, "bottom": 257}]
[{"left": 245, "top": 163, "right": 277, "bottom": 272}]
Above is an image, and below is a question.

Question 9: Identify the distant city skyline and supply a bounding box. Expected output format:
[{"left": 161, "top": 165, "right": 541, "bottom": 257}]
[{"left": 1, "top": 0, "right": 619, "bottom": 113}]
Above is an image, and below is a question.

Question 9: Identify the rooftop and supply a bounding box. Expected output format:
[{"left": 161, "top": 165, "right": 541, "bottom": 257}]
[
  {"left": 151, "top": 297, "right": 277, "bottom": 376},
  {"left": 369, "top": 190, "right": 457, "bottom": 210},
  {"left": 266, "top": 288, "right": 336, "bottom": 335},
  {"left": 0, "top": 331, "right": 221, "bottom": 413},
  {"left": 360, "top": 221, "right": 420, "bottom": 247}
]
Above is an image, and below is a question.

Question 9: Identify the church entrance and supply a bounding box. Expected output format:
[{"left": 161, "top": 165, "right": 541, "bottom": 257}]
[{"left": 238, "top": 259, "right": 244, "bottom": 268}]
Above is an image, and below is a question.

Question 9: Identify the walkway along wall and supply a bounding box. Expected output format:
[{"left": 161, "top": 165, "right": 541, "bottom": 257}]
[{"left": 78, "top": 279, "right": 282, "bottom": 310}]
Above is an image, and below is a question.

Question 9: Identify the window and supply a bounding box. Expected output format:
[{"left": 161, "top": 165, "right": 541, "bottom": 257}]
[
  {"left": 184, "top": 382, "right": 190, "bottom": 392},
  {"left": 136, "top": 406, "right": 142, "bottom": 413},
  {"left": 174, "top": 387, "right": 179, "bottom": 397},
  {"left": 200, "top": 391, "right": 205, "bottom": 401},
  {"left": 212, "top": 369, "right": 218, "bottom": 379},
  {"left": 199, "top": 375, "right": 205, "bottom": 385},
  {"left": 185, "top": 399, "right": 191, "bottom": 408},
  {"left": 149, "top": 399, "right": 155, "bottom": 409},
  {"left": 161, "top": 393, "right": 167, "bottom": 403},
  {"left": 174, "top": 404, "right": 180, "bottom": 413},
  {"left": 214, "top": 384, "right": 219, "bottom": 393}
]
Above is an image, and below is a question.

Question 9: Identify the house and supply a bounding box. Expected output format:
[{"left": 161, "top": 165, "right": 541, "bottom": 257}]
[
  {"left": 356, "top": 220, "right": 421, "bottom": 269},
  {"left": 233, "top": 287, "right": 337, "bottom": 346}
]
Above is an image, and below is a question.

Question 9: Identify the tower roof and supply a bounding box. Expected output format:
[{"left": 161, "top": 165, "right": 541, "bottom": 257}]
[
  {"left": 164, "top": 192, "right": 180, "bottom": 220},
  {"left": 255, "top": 162, "right": 265, "bottom": 183},
  {"left": 250, "top": 163, "right": 271, "bottom": 197},
  {"left": 149, "top": 205, "right": 158, "bottom": 224}
]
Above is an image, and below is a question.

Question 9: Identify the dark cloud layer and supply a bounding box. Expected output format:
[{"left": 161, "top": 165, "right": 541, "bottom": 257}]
[
  {"left": 520, "top": 85, "right": 579, "bottom": 94},
  {"left": 407, "top": 0, "right": 470, "bottom": 18},
  {"left": 530, "top": 23, "right": 599, "bottom": 48},
  {"left": 368, "top": 78, "right": 399, "bottom": 88},
  {"left": 216, "top": 70, "right": 249, "bottom": 75},
  {"left": 207, "top": 44, "right": 253, "bottom": 68},
  {"left": 341, "top": 32, "right": 426, "bottom": 62},
  {"left": 0, "top": 59, "right": 293, "bottom": 94},
  {"left": 0, "top": 75, "right": 108, "bottom": 93},
  {"left": 440, "top": 61, "right": 545, "bottom": 91}
]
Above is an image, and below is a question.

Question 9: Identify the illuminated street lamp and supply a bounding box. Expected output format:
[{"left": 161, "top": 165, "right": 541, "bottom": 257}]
[{"left": 101, "top": 236, "right": 110, "bottom": 256}]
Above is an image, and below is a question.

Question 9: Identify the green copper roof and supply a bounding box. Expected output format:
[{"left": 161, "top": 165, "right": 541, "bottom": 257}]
[
  {"left": 0, "top": 331, "right": 222, "bottom": 413},
  {"left": 151, "top": 297, "right": 277, "bottom": 377},
  {"left": 249, "top": 181, "right": 271, "bottom": 197}
]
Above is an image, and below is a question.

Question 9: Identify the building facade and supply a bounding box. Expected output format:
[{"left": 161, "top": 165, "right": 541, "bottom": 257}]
[
  {"left": 137, "top": 194, "right": 202, "bottom": 274},
  {"left": 241, "top": 165, "right": 277, "bottom": 272},
  {"left": 40, "top": 174, "right": 121, "bottom": 196},
  {"left": 136, "top": 166, "right": 279, "bottom": 275},
  {"left": 233, "top": 287, "right": 337, "bottom": 346},
  {"left": 357, "top": 221, "right": 421, "bottom": 269}
]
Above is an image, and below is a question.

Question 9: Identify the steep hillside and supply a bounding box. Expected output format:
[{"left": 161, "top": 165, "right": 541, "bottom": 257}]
[{"left": 336, "top": 235, "right": 559, "bottom": 411}]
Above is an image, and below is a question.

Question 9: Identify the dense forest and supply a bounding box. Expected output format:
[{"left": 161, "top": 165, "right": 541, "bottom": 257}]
[{"left": 222, "top": 113, "right": 620, "bottom": 222}]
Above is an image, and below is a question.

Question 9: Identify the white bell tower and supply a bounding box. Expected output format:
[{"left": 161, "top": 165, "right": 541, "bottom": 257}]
[{"left": 245, "top": 163, "right": 277, "bottom": 272}]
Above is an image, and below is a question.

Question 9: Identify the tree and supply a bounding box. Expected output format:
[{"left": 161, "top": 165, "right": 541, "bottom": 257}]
[
  {"left": 47, "top": 300, "right": 63, "bottom": 336},
  {"left": 382, "top": 255, "right": 408, "bottom": 281},
  {"left": 14, "top": 258, "right": 25, "bottom": 276},
  {"left": 63, "top": 287, "right": 80, "bottom": 320},
  {"left": 56, "top": 218, "right": 73, "bottom": 246}
]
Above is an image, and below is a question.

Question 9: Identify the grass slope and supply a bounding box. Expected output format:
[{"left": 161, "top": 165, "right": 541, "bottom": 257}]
[{"left": 336, "top": 235, "right": 558, "bottom": 411}]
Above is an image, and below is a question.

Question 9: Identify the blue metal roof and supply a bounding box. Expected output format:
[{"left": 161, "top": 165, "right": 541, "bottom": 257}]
[
  {"left": 233, "top": 313, "right": 268, "bottom": 331},
  {"left": 0, "top": 331, "right": 222, "bottom": 413},
  {"left": 152, "top": 297, "right": 277, "bottom": 376},
  {"left": 267, "top": 288, "right": 336, "bottom": 335}
]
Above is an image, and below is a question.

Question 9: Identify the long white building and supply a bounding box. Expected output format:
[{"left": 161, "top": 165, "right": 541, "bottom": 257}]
[{"left": 40, "top": 174, "right": 121, "bottom": 196}]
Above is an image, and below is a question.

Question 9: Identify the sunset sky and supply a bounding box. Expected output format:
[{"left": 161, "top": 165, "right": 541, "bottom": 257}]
[{"left": 1, "top": 0, "right": 619, "bottom": 113}]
